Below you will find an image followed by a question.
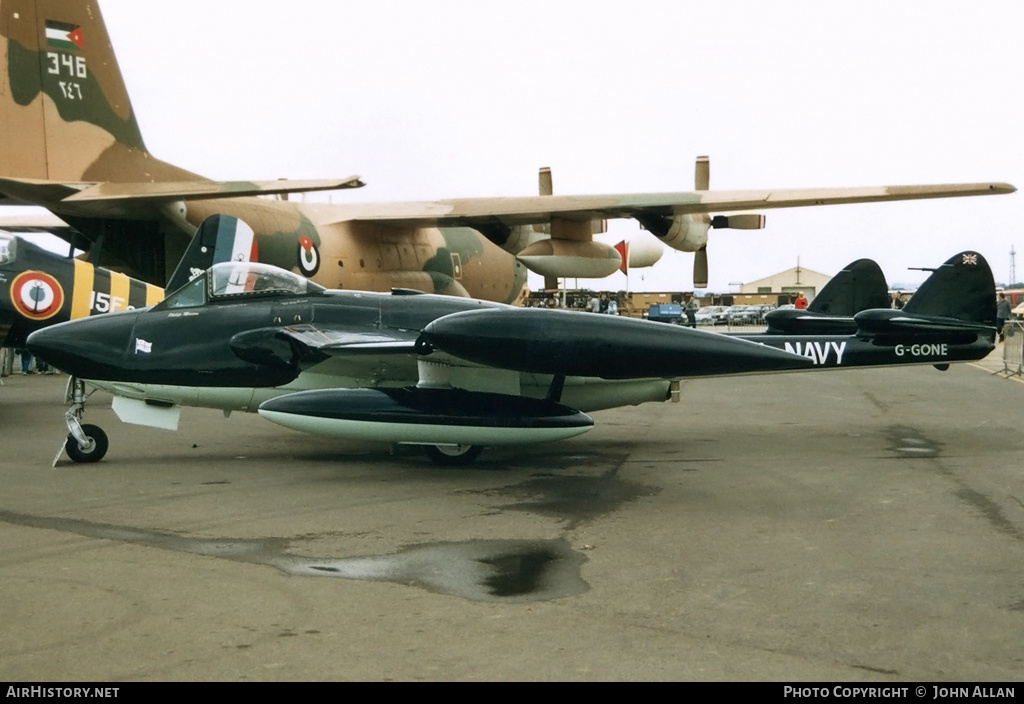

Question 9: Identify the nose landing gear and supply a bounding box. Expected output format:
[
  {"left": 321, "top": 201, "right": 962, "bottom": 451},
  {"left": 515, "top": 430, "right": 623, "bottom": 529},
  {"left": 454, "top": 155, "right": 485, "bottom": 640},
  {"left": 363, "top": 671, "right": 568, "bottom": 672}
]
[{"left": 55, "top": 377, "right": 109, "bottom": 466}]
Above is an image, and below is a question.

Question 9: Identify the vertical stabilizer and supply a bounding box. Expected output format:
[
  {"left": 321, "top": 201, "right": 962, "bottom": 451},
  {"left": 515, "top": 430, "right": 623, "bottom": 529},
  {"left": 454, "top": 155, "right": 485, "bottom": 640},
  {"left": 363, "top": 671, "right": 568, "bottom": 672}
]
[
  {"left": 904, "top": 251, "right": 996, "bottom": 325},
  {"left": 807, "top": 259, "right": 889, "bottom": 316},
  {"left": 166, "top": 215, "right": 257, "bottom": 293},
  {"left": 0, "top": 0, "right": 195, "bottom": 182}
]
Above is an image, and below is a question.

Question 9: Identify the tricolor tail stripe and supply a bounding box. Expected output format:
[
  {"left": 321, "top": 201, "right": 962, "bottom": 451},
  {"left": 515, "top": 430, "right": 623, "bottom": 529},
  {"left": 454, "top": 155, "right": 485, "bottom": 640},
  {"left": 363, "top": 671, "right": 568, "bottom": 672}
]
[{"left": 212, "top": 216, "right": 256, "bottom": 265}]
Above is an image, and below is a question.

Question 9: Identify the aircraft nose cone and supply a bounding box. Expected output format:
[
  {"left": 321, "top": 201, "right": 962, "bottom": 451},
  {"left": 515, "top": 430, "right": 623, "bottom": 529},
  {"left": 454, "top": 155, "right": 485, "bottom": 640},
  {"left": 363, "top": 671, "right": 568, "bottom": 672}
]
[{"left": 27, "top": 312, "right": 137, "bottom": 378}]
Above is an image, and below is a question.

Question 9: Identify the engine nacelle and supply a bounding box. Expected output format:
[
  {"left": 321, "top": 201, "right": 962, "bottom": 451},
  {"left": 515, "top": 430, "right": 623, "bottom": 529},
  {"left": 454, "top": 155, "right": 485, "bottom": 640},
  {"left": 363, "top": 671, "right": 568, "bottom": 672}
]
[
  {"left": 516, "top": 239, "right": 622, "bottom": 279},
  {"left": 625, "top": 237, "right": 664, "bottom": 268},
  {"left": 651, "top": 215, "right": 710, "bottom": 253}
]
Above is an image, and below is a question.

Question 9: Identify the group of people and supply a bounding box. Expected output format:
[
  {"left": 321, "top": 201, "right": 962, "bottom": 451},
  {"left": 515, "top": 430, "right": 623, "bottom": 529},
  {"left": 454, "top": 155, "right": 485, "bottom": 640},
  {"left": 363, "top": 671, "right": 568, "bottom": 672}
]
[
  {"left": 589, "top": 293, "right": 619, "bottom": 315},
  {"left": 6, "top": 349, "right": 56, "bottom": 375}
]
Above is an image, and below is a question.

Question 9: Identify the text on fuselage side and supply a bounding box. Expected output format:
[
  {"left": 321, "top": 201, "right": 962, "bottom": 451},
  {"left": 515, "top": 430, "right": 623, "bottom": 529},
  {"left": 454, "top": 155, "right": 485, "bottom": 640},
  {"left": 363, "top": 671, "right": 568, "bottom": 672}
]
[{"left": 783, "top": 341, "right": 847, "bottom": 365}]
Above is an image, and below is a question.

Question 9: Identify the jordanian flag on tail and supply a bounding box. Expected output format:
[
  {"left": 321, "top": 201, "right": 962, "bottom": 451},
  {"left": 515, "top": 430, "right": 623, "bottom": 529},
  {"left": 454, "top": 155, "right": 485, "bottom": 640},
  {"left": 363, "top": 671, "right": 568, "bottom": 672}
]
[{"left": 45, "top": 20, "right": 84, "bottom": 50}]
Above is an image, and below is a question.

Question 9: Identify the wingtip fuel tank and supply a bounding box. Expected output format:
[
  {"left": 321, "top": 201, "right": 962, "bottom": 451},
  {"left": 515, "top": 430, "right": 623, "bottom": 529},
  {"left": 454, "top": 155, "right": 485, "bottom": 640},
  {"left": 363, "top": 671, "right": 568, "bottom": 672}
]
[{"left": 259, "top": 387, "right": 594, "bottom": 446}]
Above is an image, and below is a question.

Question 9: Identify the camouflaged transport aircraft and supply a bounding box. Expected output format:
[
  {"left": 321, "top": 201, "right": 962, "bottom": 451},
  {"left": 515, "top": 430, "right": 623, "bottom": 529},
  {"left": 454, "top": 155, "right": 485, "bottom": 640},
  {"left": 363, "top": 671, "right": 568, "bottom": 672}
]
[{"left": 0, "top": 0, "right": 1015, "bottom": 301}]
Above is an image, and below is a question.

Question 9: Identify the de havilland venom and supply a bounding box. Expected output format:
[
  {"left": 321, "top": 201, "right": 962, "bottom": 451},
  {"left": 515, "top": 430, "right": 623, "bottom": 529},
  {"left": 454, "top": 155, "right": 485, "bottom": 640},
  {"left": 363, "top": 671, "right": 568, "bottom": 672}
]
[
  {"left": 28, "top": 225, "right": 998, "bottom": 465},
  {"left": 0, "top": 0, "right": 1015, "bottom": 301}
]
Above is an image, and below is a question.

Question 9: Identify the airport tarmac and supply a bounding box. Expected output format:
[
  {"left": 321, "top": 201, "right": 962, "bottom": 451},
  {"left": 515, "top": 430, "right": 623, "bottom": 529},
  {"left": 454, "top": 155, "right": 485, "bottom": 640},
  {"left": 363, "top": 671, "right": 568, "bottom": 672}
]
[{"left": 0, "top": 355, "right": 1022, "bottom": 681}]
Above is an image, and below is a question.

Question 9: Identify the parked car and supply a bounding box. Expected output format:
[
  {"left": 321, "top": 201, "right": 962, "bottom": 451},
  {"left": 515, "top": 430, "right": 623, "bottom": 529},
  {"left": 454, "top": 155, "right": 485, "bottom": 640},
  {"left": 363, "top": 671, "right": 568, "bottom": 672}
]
[
  {"left": 727, "top": 305, "right": 760, "bottom": 325},
  {"left": 695, "top": 306, "right": 729, "bottom": 325}
]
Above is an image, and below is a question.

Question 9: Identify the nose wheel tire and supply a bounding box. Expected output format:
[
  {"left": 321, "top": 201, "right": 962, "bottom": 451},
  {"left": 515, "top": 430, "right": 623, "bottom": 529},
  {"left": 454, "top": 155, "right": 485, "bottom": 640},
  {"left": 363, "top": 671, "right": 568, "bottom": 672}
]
[
  {"left": 65, "top": 424, "right": 109, "bottom": 464},
  {"left": 424, "top": 444, "right": 483, "bottom": 466}
]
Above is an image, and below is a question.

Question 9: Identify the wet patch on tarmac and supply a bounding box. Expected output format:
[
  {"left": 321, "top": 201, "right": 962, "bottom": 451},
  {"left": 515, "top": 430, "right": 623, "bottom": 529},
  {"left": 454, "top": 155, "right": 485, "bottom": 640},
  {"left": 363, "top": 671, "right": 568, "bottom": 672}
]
[
  {"left": 471, "top": 448, "right": 660, "bottom": 528},
  {"left": 889, "top": 426, "right": 940, "bottom": 458},
  {"left": 0, "top": 510, "right": 588, "bottom": 603},
  {"left": 885, "top": 428, "right": 1023, "bottom": 541},
  {"left": 498, "top": 474, "right": 659, "bottom": 528}
]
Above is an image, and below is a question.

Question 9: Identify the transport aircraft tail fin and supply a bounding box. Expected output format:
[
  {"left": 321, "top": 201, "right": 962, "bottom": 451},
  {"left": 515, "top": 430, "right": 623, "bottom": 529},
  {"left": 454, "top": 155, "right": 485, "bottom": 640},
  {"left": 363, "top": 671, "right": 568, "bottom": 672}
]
[{"left": 0, "top": 0, "right": 198, "bottom": 185}]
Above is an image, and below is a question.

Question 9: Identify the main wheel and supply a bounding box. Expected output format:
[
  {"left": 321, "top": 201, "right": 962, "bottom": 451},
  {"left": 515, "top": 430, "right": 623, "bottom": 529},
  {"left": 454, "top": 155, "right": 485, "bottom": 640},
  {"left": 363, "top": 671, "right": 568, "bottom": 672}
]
[
  {"left": 65, "top": 424, "right": 109, "bottom": 464},
  {"left": 424, "top": 444, "right": 483, "bottom": 467}
]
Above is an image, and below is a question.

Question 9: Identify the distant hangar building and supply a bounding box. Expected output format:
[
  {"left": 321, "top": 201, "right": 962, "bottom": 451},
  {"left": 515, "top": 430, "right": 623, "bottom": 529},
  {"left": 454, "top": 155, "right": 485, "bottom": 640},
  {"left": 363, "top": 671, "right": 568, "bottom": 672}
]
[{"left": 737, "top": 263, "right": 831, "bottom": 303}]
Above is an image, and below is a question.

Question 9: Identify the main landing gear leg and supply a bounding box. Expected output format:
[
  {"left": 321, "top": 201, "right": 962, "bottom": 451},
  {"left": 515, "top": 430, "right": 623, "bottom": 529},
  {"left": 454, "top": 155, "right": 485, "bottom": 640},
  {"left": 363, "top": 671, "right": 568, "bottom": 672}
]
[{"left": 54, "top": 377, "right": 109, "bottom": 466}]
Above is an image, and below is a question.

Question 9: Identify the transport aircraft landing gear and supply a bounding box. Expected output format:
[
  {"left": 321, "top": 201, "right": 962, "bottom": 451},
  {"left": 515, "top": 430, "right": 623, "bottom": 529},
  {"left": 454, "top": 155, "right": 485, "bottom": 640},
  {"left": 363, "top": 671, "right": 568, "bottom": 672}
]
[
  {"left": 424, "top": 444, "right": 483, "bottom": 467},
  {"left": 56, "top": 377, "right": 109, "bottom": 465}
]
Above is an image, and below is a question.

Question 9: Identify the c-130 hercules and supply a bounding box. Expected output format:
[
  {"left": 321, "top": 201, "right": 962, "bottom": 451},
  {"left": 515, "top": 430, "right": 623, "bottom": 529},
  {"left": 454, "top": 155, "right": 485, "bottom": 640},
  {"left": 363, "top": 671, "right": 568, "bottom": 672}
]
[{"left": 0, "top": 0, "right": 1015, "bottom": 299}]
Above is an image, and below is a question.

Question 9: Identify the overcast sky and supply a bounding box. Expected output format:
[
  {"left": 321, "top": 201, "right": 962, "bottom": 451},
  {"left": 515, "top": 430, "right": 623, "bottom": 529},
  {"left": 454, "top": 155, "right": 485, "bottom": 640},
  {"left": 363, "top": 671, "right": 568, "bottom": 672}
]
[{"left": 29, "top": 0, "right": 1024, "bottom": 291}]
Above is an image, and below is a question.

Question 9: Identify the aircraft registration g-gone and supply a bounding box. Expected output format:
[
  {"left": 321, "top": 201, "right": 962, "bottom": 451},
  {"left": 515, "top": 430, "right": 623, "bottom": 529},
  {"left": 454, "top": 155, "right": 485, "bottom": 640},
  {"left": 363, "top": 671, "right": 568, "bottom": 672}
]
[
  {"left": 0, "top": 1, "right": 1015, "bottom": 298},
  {"left": 28, "top": 230, "right": 998, "bottom": 465}
]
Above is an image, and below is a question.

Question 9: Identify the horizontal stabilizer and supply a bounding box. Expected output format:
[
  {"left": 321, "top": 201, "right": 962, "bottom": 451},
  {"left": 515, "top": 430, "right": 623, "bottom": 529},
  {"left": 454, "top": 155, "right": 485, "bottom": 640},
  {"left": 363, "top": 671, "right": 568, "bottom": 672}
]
[
  {"left": 64, "top": 177, "right": 365, "bottom": 204},
  {"left": 0, "top": 177, "right": 83, "bottom": 204},
  {"left": 854, "top": 309, "right": 994, "bottom": 336},
  {"left": 0, "top": 211, "right": 73, "bottom": 234},
  {"left": 423, "top": 309, "right": 814, "bottom": 379},
  {"left": 764, "top": 311, "right": 862, "bottom": 335},
  {"left": 259, "top": 387, "right": 593, "bottom": 446}
]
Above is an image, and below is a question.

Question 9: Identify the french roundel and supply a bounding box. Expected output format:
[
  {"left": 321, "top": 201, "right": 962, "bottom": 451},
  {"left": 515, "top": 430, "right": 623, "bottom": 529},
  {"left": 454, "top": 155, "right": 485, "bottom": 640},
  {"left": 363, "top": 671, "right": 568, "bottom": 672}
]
[
  {"left": 297, "top": 236, "right": 320, "bottom": 277},
  {"left": 11, "top": 271, "right": 65, "bottom": 321}
]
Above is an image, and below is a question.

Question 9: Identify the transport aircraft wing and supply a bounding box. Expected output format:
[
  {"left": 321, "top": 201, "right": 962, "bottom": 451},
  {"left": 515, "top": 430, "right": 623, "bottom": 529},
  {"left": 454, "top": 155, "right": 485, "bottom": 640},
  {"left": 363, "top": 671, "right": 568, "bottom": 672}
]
[
  {"left": 336, "top": 180, "right": 1012, "bottom": 286},
  {"left": 341, "top": 182, "right": 1015, "bottom": 228}
]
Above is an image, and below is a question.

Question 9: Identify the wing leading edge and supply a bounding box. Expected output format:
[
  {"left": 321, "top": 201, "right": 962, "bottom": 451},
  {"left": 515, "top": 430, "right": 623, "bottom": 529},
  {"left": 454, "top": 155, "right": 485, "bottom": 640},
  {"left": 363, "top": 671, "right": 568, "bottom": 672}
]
[{"left": 333, "top": 182, "right": 1015, "bottom": 228}]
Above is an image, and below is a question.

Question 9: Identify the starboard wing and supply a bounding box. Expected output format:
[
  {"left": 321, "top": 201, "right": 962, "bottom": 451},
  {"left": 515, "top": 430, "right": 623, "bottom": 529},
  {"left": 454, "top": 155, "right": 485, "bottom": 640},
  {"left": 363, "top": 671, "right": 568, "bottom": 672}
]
[{"left": 335, "top": 182, "right": 1014, "bottom": 228}]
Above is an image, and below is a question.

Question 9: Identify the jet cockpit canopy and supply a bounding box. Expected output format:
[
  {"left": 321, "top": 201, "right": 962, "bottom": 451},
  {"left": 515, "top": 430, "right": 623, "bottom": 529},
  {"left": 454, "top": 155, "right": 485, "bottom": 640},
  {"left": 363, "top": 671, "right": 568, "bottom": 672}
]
[
  {"left": 157, "top": 262, "right": 326, "bottom": 311},
  {"left": 210, "top": 262, "right": 325, "bottom": 299},
  {"left": 0, "top": 233, "right": 17, "bottom": 265}
]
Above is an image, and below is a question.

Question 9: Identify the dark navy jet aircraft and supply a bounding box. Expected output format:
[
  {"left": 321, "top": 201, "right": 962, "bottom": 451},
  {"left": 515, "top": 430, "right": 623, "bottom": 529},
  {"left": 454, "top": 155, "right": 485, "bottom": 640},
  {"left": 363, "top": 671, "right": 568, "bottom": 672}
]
[{"left": 28, "top": 242, "right": 997, "bottom": 466}]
